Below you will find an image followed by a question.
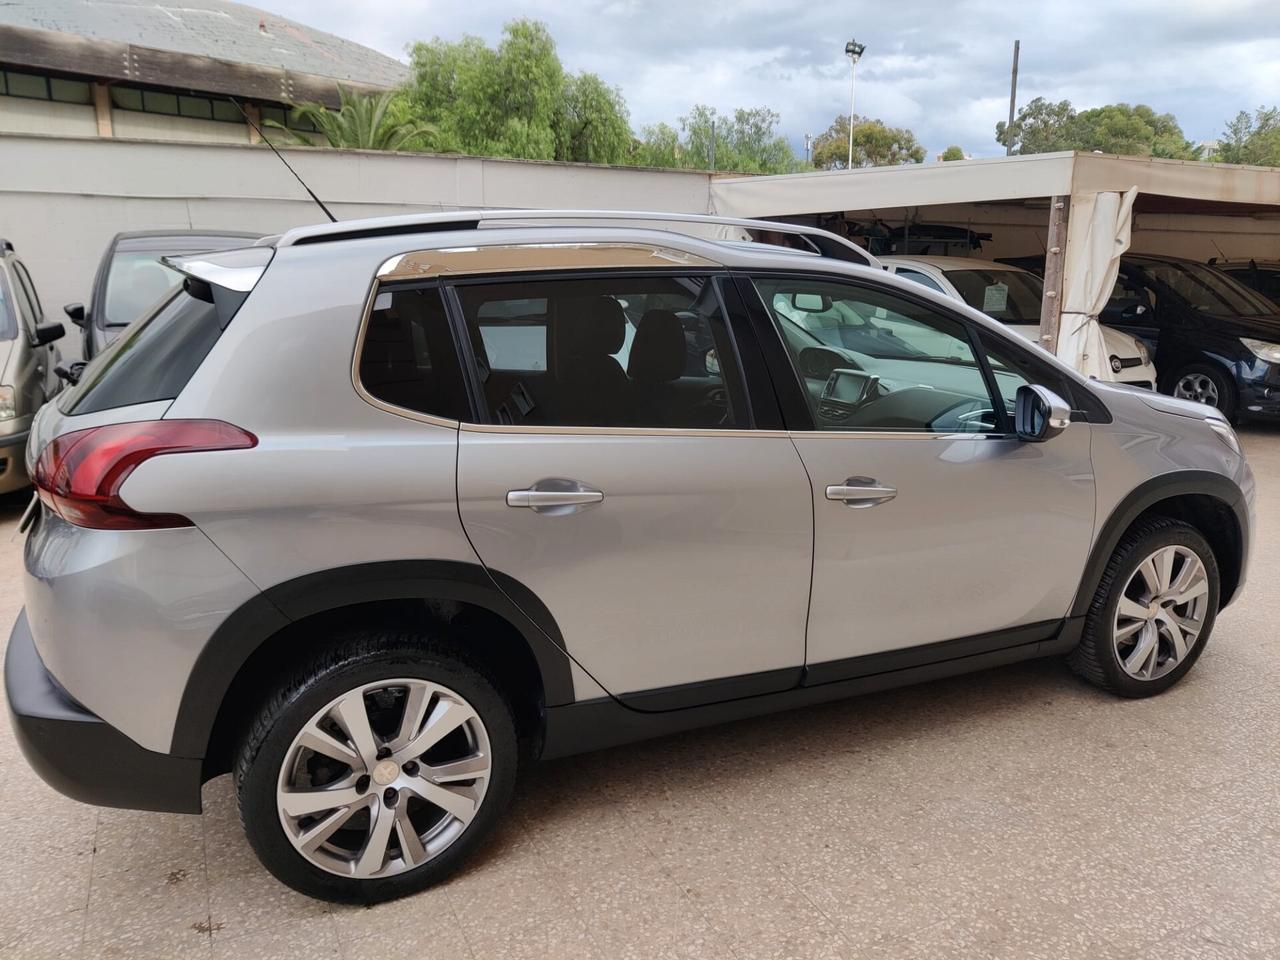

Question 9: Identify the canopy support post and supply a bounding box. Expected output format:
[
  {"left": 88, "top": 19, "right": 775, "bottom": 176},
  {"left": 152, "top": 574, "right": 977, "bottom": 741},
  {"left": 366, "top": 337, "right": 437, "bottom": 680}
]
[{"left": 1039, "top": 195, "right": 1070, "bottom": 354}]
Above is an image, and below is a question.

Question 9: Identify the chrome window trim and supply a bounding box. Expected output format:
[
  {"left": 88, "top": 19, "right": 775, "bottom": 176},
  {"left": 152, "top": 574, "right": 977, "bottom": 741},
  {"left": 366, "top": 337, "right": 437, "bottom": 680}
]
[{"left": 376, "top": 242, "right": 720, "bottom": 281}]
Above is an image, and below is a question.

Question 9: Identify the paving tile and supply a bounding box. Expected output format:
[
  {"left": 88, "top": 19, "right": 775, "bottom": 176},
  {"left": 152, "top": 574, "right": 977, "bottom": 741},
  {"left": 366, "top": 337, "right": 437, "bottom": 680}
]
[
  {"left": 210, "top": 916, "right": 339, "bottom": 960},
  {"left": 0, "top": 908, "right": 85, "bottom": 960},
  {"left": 83, "top": 854, "right": 210, "bottom": 958},
  {"left": 207, "top": 862, "right": 329, "bottom": 942}
]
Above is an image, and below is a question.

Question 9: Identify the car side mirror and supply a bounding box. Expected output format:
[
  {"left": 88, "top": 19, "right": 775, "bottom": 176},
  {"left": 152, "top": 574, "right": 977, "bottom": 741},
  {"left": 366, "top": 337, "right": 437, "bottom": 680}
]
[
  {"left": 34, "top": 322, "right": 65, "bottom": 346},
  {"left": 63, "top": 303, "right": 86, "bottom": 327},
  {"left": 1015, "top": 384, "right": 1071, "bottom": 442}
]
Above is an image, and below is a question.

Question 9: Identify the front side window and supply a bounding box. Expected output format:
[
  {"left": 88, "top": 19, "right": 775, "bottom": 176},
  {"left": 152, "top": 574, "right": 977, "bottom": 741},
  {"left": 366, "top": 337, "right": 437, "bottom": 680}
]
[
  {"left": 978, "top": 330, "right": 1076, "bottom": 419},
  {"left": 755, "top": 276, "right": 999, "bottom": 433},
  {"left": 357, "top": 286, "right": 471, "bottom": 422},
  {"left": 456, "top": 275, "right": 744, "bottom": 429}
]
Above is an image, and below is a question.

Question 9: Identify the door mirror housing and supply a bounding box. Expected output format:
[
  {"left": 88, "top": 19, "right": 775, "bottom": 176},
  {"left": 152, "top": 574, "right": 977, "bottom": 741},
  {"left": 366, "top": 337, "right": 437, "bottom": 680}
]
[
  {"left": 34, "top": 322, "right": 65, "bottom": 346},
  {"left": 1015, "top": 384, "right": 1071, "bottom": 442},
  {"left": 63, "top": 303, "right": 86, "bottom": 327}
]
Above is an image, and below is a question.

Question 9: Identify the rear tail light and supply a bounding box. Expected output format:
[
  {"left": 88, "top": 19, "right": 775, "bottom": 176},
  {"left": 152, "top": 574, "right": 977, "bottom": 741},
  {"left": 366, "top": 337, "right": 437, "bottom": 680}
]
[{"left": 32, "top": 420, "right": 256, "bottom": 530}]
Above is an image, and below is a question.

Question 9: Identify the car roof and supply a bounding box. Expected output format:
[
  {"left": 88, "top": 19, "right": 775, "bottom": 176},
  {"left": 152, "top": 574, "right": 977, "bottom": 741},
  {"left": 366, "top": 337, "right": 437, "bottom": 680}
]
[
  {"left": 882, "top": 255, "right": 1031, "bottom": 273},
  {"left": 1215, "top": 259, "right": 1280, "bottom": 269}
]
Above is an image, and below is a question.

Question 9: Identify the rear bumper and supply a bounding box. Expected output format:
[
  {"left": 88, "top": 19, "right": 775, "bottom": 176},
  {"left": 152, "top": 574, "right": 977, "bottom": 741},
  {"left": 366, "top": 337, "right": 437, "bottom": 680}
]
[{"left": 5, "top": 609, "right": 202, "bottom": 813}]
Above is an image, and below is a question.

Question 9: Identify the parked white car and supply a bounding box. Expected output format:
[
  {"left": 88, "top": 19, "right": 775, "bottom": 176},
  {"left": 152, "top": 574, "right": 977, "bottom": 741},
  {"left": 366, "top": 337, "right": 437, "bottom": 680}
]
[{"left": 883, "top": 256, "right": 1157, "bottom": 388}]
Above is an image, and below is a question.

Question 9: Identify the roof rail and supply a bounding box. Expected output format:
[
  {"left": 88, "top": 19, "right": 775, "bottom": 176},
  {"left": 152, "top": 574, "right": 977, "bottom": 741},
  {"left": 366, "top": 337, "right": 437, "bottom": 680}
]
[{"left": 274, "top": 209, "right": 878, "bottom": 267}]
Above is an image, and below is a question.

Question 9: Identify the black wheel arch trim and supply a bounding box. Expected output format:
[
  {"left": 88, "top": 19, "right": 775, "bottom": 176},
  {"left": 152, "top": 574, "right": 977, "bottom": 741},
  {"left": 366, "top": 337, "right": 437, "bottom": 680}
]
[
  {"left": 169, "top": 560, "right": 578, "bottom": 759},
  {"left": 1070, "top": 470, "right": 1248, "bottom": 619}
]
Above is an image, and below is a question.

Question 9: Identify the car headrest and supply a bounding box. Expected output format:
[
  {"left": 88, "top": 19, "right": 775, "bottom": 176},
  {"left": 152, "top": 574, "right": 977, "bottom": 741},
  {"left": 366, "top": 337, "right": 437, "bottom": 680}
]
[
  {"left": 628, "top": 309, "right": 686, "bottom": 383},
  {"left": 552, "top": 296, "right": 626, "bottom": 364}
]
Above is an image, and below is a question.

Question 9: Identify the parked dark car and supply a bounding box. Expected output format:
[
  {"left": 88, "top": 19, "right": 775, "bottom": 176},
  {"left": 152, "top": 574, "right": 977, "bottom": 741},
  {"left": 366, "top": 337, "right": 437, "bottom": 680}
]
[
  {"left": 64, "top": 230, "right": 260, "bottom": 359},
  {"left": 1209, "top": 259, "right": 1280, "bottom": 306},
  {"left": 0, "top": 238, "right": 65, "bottom": 492},
  {"left": 1000, "top": 253, "right": 1280, "bottom": 422}
]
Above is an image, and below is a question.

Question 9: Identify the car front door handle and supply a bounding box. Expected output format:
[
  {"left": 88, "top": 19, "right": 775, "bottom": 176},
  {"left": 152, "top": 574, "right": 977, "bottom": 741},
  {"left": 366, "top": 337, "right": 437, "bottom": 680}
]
[
  {"left": 825, "top": 477, "right": 897, "bottom": 508},
  {"left": 506, "top": 479, "right": 604, "bottom": 515}
]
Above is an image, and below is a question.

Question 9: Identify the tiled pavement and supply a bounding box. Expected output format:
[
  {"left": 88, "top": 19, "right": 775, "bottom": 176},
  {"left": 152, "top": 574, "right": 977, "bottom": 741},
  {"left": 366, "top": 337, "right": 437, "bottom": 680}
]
[{"left": 2, "top": 430, "right": 1278, "bottom": 959}]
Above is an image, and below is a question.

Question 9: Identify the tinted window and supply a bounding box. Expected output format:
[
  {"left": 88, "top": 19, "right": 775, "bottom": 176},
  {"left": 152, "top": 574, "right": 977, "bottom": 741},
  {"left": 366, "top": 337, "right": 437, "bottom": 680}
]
[
  {"left": 756, "top": 277, "right": 999, "bottom": 433},
  {"left": 357, "top": 286, "right": 470, "bottom": 421},
  {"left": 64, "top": 287, "right": 226, "bottom": 415},
  {"left": 946, "top": 269, "right": 1043, "bottom": 323},
  {"left": 1222, "top": 266, "right": 1280, "bottom": 304},
  {"left": 456, "top": 275, "right": 745, "bottom": 429},
  {"left": 12, "top": 260, "right": 43, "bottom": 322},
  {"left": 0, "top": 270, "right": 17, "bottom": 340},
  {"left": 895, "top": 268, "right": 946, "bottom": 293},
  {"left": 1135, "top": 260, "right": 1276, "bottom": 315},
  {"left": 103, "top": 252, "right": 184, "bottom": 327}
]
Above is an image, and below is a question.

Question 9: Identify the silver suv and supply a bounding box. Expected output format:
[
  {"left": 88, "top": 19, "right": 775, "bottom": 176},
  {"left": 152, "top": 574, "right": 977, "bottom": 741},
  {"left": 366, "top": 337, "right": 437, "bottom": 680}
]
[{"left": 7, "top": 211, "right": 1255, "bottom": 903}]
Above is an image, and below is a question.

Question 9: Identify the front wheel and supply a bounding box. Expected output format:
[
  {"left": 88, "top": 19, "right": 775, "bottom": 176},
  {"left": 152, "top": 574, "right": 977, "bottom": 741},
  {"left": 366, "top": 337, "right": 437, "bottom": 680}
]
[
  {"left": 235, "top": 633, "right": 518, "bottom": 902},
  {"left": 1169, "top": 362, "right": 1237, "bottom": 422},
  {"left": 1069, "top": 517, "right": 1219, "bottom": 698}
]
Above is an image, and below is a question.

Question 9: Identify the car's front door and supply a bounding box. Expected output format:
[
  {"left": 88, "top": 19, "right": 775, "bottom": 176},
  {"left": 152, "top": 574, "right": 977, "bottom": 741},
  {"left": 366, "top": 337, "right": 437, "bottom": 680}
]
[
  {"left": 453, "top": 270, "right": 813, "bottom": 707},
  {"left": 744, "top": 273, "right": 1097, "bottom": 678}
]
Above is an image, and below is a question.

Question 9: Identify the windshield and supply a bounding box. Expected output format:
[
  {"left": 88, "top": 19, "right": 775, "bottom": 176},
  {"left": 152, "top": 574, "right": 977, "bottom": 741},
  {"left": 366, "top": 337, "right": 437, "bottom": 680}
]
[
  {"left": 102, "top": 252, "right": 184, "bottom": 327},
  {"left": 1137, "top": 260, "right": 1277, "bottom": 316},
  {"left": 946, "top": 269, "right": 1043, "bottom": 323},
  {"left": 0, "top": 271, "right": 16, "bottom": 340}
]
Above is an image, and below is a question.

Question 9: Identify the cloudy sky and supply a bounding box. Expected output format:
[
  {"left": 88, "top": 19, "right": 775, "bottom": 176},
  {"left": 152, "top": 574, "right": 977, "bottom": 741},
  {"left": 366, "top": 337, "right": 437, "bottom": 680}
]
[{"left": 270, "top": 0, "right": 1280, "bottom": 159}]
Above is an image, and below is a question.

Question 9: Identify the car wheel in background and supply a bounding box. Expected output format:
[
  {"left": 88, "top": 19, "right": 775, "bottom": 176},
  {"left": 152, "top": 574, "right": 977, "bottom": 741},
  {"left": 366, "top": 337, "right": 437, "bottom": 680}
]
[
  {"left": 1169, "top": 362, "right": 1237, "bottom": 422},
  {"left": 1069, "top": 517, "right": 1219, "bottom": 698},
  {"left": 235, "top": 632, "right": 517, "bottom": 903}
]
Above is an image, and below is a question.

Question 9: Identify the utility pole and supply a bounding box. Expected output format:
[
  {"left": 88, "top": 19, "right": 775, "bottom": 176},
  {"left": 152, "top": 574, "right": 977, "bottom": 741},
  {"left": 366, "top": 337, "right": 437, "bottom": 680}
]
[
  {"left": 845, "top": 40, "right": 865, "bottom": 169},
  {"left": 1006, "top": 39, "right": 1020, "bottom": 156},
  {"left": 710, "top": 119, "right": 716, "bottom": 172},
  {"left": 804, "top": 133, "right": 813, "bottom": 165}
]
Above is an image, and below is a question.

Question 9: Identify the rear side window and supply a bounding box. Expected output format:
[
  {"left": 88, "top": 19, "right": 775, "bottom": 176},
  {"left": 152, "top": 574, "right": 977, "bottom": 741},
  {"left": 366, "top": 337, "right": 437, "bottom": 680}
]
[
  {"left": 454, "top": 274, "right": 747, "bottom": 430},
  {"left": 357, "top": 286, "right": 470, "bottom": 421},
  {"left": 64, "top": 286, "right": 225, "bottom": 415}
]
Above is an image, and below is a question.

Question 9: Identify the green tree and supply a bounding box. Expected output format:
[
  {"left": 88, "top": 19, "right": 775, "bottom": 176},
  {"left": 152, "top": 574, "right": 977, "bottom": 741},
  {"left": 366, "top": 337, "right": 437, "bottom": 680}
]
[
  {"left": 811, "top": 115, "right": 926, "bottom": 168},
  {"left": 996, "top": 98, "right": 1198, "bottom": 158},
  {"left": 266, "top": 86, "right": 437, "bottom": 151},
  {"left": 1215, "top": 107, "right": 1280, "bottom": 166},
  {"left": 940, "top": 145, "right": 966, "bottom": 161},
  {"left": 555, "top": 72, "right": 632, "bottom": 164},
  {"left": 632, "top": 122, "right": 682, "bottom": 168},
  {"left": 404, "top": 19, "right": 632, "bottom": 164},
  {"left": 995, "top": 97, "right": 1077, "bottom": 154},
  {"left": 678, "top": 104, "right": 800, "bottom": 173}
]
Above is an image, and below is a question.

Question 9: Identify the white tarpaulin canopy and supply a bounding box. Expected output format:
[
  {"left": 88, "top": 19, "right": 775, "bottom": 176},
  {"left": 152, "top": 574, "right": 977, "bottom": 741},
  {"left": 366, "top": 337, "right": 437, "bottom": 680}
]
[{"left": 1056, "top": 187, "right": 1138, "bottom": 379}]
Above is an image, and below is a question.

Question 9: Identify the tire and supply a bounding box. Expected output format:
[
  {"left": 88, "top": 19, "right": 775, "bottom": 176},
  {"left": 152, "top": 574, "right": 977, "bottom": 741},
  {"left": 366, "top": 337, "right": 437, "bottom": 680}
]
[
  {"left": 1168, "top": 362, "right": 1237, "bottom": 422},
  {"left": 235, "top": 631, "right": 518, "bottom": 903},
  {"left": 1069, "top": 517, "right": 1219, "bottom": 698}
]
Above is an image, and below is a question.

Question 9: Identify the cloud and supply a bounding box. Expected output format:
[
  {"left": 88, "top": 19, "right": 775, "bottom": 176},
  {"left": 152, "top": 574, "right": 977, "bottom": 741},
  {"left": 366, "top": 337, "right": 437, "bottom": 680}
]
[{"left": 264, "top": 0, "right": 1280, "bottom": 158}]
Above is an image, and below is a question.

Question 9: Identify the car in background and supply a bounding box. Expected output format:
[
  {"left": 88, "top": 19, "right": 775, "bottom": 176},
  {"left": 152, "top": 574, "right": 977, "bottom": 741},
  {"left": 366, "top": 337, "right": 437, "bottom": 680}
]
[
  {"left": 64, "top": 230, "right": 261, "bottom": 359},
  {"left": 1209, "top": 259, "right": 1280, "bottom": 306},
  {"left": 1103, "top": 255, "right": 1280, "bottom": 422},
  {"left": 0, "top": 238, "right": 64, "bottom": 492},
  {"left": 882, "top": 255, "right": 1157, "bottom": 388}
]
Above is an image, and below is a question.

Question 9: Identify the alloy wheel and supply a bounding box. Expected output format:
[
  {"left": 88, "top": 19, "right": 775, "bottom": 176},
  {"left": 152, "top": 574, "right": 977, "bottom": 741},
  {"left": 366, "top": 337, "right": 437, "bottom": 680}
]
[
  {"left": 1112, "top": 545, "right": 1210, "bottom": 681},
  {"left": 276, "top": 678, "right": 491, "bottom": 879},
  {"left": 1173, "top": 372, "right": 1220, "bottom": 407}
]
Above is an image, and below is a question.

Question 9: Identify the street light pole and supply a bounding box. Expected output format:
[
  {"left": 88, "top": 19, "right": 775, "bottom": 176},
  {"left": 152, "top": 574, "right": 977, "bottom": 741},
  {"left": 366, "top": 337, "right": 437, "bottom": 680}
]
[{"left": 845, "top": 39, "right": 865, "bottom": 169}]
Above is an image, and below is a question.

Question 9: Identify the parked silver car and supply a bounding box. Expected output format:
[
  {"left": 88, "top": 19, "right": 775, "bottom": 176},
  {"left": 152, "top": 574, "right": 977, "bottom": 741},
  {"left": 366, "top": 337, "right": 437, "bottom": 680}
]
[
  {"left": 0, "top": 239, "right": 64, "bottom": 493},
  {"left": 7, "top": 211, "right": 1255, "bottom": 903}
]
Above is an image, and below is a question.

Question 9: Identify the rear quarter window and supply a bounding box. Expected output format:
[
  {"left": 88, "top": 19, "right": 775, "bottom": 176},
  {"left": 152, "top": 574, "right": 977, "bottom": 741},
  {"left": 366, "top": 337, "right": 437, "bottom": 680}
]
[{"left": 63, "top": 285, "right": 226, "bottom": 415}]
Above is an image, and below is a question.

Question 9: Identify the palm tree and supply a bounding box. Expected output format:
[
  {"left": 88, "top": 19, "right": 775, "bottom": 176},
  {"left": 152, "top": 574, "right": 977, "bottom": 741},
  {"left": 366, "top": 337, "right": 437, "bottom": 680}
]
[{"left": 265, "top": 86, "right": 437, "bottom": 152}]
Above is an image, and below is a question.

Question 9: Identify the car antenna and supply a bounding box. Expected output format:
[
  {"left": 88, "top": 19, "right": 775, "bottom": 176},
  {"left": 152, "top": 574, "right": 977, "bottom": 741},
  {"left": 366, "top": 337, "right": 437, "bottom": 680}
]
[{"left": 229, "top": 97, "right": 337, "bottom": 223}]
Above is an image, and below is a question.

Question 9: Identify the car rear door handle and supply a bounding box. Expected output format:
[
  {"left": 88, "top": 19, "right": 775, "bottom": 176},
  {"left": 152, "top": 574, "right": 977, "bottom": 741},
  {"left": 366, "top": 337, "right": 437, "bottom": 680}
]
[
  {"left": 825, "top": 477, "right": 897, "bottom": 508},
  {"left": 506, "top": 479, "right": 604, "bottom": 515}
]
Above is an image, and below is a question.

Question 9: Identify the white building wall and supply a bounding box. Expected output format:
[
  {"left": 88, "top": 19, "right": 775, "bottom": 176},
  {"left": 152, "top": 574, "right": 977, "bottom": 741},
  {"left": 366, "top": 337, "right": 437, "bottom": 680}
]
[
  {"left": 0, "top": 98, "right": 97, "bottom": 137},
  {"left": 111, "top": 110, "right": 250, "bottom": 144},
  {"left": 0, "top": 134, "right": 714, "bottom": 349}
]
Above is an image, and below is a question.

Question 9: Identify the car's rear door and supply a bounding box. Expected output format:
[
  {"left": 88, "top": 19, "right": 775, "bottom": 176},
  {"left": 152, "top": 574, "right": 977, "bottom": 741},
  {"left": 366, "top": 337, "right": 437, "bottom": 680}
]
[
  {"left": 740, "top": 272, "right": 1097, "bottom": 678},
  {"left": 452, "top": 264, "right": 813, "bottom": 709}
]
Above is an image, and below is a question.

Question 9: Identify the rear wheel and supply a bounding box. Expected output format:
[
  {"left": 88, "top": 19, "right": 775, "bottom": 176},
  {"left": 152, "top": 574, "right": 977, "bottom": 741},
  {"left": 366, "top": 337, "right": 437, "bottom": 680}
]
[
  {"left": 235, "top": 632, "right": 517, "bottom": 902},
  {"left": 1169, "top": 362, "right": 1236, "bottom": 421},
  {"left": 1069, "top": 517, "right": 1219, "bottom": 698}
]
